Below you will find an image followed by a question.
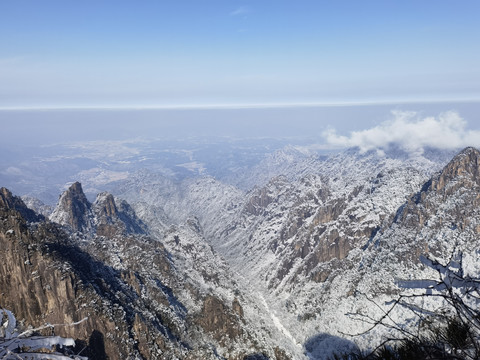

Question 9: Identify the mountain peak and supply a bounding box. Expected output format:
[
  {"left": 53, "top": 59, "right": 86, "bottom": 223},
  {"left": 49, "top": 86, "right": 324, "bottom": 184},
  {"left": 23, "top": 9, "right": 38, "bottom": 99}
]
[
  {"left": 94, "top": 192, "right": 118, "bottom": 218},
  {"left": 433, "top": 146, "right": 480, "bottom": 191},
  {"left": 69, "top": 181, "right": 85, "bottom": 195},
  {"left": 459, "top": 146, "right": 480, "bottom": 155},
  {"left": 93, "top": 192, "right": 147, "bottom": 237},
  {"left": 50, "top": 182, "right": 93, "bottom": 233},
  {"left": 0, "top": 187, "right": 15, "bottom": 209},
  {"left": 398, "top": 146, "right": 480, "bottom": 228},
  {"left": 49, "top": 184, "right": 146, "bottom": 237},
  {"left": 0, "top": 187, "right": 43, "bottom": 222},
  {"left": 448, "top": 146, "right": 479, "bottom": 166}
]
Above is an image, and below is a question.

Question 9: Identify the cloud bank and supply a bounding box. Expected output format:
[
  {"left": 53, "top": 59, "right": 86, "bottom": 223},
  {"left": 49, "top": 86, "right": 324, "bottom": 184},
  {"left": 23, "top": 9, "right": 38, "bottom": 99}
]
[{"left": 323, "top": 110, "right": 480, "bottom": 154}]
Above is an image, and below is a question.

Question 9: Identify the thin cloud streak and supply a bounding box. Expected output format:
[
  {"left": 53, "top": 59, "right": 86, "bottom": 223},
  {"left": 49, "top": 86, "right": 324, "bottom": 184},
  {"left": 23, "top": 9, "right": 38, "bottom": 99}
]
[
  {"left": 230, "top": 6, "right": 250, "bottom": 16},
  {"left": 323, "top": 110, "right": 480, "bottom": 154},
  {"left": 3, "top": 99, "right": 480, "bottom": 112}
]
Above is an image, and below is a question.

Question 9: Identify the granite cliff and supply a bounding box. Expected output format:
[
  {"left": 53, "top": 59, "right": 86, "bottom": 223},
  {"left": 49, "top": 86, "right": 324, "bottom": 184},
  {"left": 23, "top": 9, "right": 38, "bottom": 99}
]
[{"left": 0, "top": 184, "right": 291, "bottom": 359}]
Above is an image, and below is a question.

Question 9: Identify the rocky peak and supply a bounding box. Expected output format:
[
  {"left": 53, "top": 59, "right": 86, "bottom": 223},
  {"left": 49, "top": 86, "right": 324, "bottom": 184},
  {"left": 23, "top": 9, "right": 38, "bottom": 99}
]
[
  {"left": 50, "top": 182, "right": 94, "bottom": 233},
  {"left": 392, "top": 147, "right": 480, "bottom": 257},
  {"left": 411, "top": 147, "right": 480, "bottom": 204},
  {"left": 70, "top": 181, "right": 85, "bottom": 195},
  {"left": 93, "top": 192, "right": 118, "bottom": 219},
  {"left": 93, "top": 192, "right": 147, "bottom": 237},
  {"left": 0, "top": 187, "right": 15, "bottom": 209},
  {"left": 0, "top": 187, "right": 43, "bottom": 223},
  {"left": 434, "top": 147, "right": 480, "bottom": 189},
  {"left": 50, "top": 183, "right": 147, "bottom": 237}
]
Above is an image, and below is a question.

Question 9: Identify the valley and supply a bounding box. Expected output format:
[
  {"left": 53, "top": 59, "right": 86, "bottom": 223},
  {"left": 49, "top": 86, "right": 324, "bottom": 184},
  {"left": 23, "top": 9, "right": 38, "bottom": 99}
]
[{"left": 2, "top": 136, "right": 478, "bottom": 359}]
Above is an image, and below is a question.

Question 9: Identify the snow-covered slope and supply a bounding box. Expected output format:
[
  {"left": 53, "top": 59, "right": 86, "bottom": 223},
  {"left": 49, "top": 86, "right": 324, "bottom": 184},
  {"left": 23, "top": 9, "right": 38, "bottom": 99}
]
[
  {"left": 186, "top": 147, "right": 458, "bottom": 356},
  {"left": 45, "top": 181, "right": 297, "bottom": 359},
  {"left": 101, "top": 145, "right": 466, "bottom": 358},
  {"left": 18, "top": 144, "right": 480, "bottom": 359}
]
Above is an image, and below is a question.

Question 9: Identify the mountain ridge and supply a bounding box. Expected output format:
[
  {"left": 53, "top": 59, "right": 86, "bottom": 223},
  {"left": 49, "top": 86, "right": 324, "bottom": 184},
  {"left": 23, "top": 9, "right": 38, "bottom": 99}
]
[
  {"left": 2, "top": 146, "right": 479, "bottom": 359},
  {"left": 1, "top": 184, "right": 294, "bottom": 359}
]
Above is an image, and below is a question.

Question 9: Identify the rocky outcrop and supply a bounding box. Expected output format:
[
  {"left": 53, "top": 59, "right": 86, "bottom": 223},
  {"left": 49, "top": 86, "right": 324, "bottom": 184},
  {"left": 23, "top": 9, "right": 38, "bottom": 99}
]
[
  {"left": 0, "top": 203, "right": 133, "bottom": 358},
  {"left": 50, "top": 182, "right": 93, "bottom": 233},
  {"left": 93, "top": 192, "right": 147, "bottom": 238},
  {"left": 433, "top": 146, "right": 480, "bottom": 192},
  {"left": 1, "top": 187, "right": 289, "bottom": 359},
  {"left": 0, "top": 187, "right": 43, "bottom": 222},
  {"left": 378, "top": 147, "right": 480, "bottom": 264},
  {"left": 398, "top": 147, "right": 480, "bottom": 227},
  {"left": 245, "top": 185, "right": 276, "bottom": 216},
  {"left": 195, "top": 295, "right": 243, "bottom": 344},
  {"left": 50, "top": 183, "right": 147, "bottom": 238}
]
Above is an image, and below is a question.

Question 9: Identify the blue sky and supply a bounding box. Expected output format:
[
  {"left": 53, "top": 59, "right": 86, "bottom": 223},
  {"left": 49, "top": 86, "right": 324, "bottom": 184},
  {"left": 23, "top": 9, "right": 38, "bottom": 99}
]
[{"left": 1, "top": 0, "right": 480, "bottom": 108}]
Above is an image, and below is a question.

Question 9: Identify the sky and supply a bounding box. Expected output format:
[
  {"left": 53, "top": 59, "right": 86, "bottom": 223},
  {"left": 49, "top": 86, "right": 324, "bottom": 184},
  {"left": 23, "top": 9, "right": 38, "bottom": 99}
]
[
  {"left": 1, "top": 0, "right": 480, "bottom": 109},
  {"left": 1, "top": 103, "right": 480, "bottom": 154}
]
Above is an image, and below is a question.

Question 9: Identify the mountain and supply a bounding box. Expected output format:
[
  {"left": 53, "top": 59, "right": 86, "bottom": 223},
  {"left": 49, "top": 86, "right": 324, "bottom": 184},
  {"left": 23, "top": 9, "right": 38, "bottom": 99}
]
[
  {"left": 185, "top": 147, "right": 457, "bottom": 354},
  {"left": 370, "top": 146, "right": 480, "bottom": 273},
  {"left": 102, "top": 145, "right": 461, "bottom": 357},
  {"left": 49, "top": 182, "right": 147, "bottom": 238},
  {"left": 50, "top": 181, "right": 94, "bottom": 233},
  {"left": 2, "top": 145, "right": 479, "bottom": 359},
  {"left": 0, "top": 187, "right": 44, "bottom": 223},
  {"left": 21, "top": 195, "right": 53, "bottom": 217},
  {"left": 0, "top": 184, "right": 293, "bottom": 359}
]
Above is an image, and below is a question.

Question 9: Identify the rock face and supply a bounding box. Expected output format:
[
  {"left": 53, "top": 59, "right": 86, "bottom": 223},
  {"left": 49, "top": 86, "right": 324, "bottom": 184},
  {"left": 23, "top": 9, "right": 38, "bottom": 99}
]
[
  {"left": 0, "top": 199, "right": 133, "bottom": 358},
  {"left": 50, "top": 183, "right": 147, "bottom": 238},
  {"left": 196, "top": 295, "right": 243, "bottom": 343},
  {"left": 93, "top": 192, "right": 147, "bottom": 238},
  {"left": 385, "top": 146, "right": 480, "bottom": 262},
  {"left": 0, "top": 187, "right": 43, "bottom": 222},
  {"left": 50, "top": 182, "right": 93, "bottom": 233},
  {"left": 0, "top": 186, "right": 290, "bottom": 360},
  {"left": 433, "top": 146, "right": 480, "bottom": 191}
]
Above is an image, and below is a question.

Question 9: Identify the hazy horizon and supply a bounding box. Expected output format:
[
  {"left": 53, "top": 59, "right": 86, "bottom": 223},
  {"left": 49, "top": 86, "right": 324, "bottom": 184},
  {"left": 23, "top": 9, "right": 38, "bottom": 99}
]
[
  {"left": 2, "top": 1, "right": 480, "bottom": 159},
  {"left": 1, "top": 101, "right": 480, "bottom": 151}
]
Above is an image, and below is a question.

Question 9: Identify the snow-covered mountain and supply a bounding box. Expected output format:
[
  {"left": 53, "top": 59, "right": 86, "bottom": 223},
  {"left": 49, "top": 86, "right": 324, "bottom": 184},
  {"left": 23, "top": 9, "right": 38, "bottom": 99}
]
[
  {"left": 109, "top": 145, "right": 464, "bottom": 357},
  {"left": 2, "top": 144, "right": 479, "bottom": 359},
  {"left": 1, "top": 182, "right": 296, "bottom": 359}
]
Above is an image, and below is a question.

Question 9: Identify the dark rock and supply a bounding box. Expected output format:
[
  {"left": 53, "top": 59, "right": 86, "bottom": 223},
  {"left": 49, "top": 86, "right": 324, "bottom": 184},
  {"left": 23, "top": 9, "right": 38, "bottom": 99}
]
[
  {"left": 50, "top": 182, "right": 93, "bottom": 233},
  {"left": 196, "top": 295, "right": 243, "bottom": 343},
  {"left": 0, "top": 187, "right": 43, "bottom": 222}
]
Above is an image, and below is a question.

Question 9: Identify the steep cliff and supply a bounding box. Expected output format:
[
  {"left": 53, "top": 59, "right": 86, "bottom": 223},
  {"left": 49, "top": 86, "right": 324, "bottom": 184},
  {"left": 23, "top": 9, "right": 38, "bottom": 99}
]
[
  {"left": 377, "top": 146, "right": 480, "bottom": 265},
  {"left": 0, "top": 186, "right": 292, "bottom": 359},
  {"left": 50, "top": 182, "right": 94, "bottom": 233},
  {"left": 50, "top": 183, "right": 147, "bottom": 239},
  {"left": 0, "top": 192, "right": 134, "bottom": 359}
]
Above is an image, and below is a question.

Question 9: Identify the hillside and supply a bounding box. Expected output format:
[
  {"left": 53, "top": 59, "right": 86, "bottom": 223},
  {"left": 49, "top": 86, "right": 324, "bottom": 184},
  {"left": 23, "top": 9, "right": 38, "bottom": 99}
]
[{"left": 2, "top": 146, "right": 479, "bottom": 359}]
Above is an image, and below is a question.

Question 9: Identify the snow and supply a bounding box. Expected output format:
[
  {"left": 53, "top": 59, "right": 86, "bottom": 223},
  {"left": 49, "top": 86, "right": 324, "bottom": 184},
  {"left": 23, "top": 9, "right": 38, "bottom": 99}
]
[
  {"left": 0, "top": 309, "right": 16, "bottom": 339},
  {"left": 0, "top": 309, "right": 84, "bottom": 360},
  {"left": 24, "top": 142, "right": 478, "bottom": 358},
  {"left": 258, "top": 292, "right": 300, "bottom": 348}
]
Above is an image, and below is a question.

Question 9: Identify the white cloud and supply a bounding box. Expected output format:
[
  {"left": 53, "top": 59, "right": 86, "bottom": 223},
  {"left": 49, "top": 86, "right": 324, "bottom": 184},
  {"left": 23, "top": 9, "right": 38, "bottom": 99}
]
[
  {"left": 323, "top": 110, "right": 480, "bottom": 154},
  {"left": 230, "top": 6, "right": 250, "bottom": 16},
  {"left": 2, "top": 167, "right": 23, "bottom": 176}
]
